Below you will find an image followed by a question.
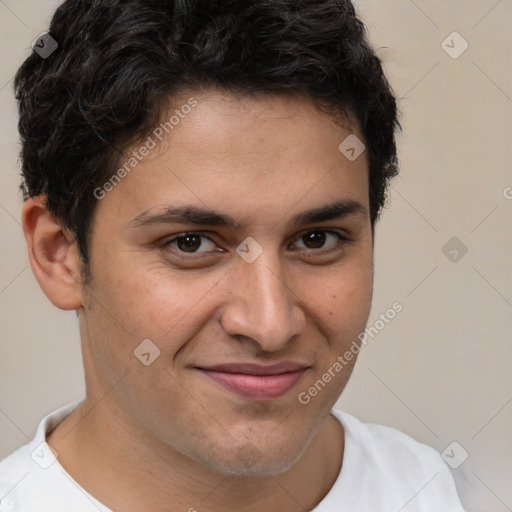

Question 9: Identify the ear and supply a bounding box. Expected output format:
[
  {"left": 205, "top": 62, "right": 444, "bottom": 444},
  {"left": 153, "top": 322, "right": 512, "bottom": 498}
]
[{"left": 21, "top": 195, "right": 83, "bottom": 310}]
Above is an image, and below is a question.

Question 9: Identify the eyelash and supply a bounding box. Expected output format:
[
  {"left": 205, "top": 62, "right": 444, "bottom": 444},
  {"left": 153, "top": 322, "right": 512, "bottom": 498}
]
[{"left": 159, "top": 229, "right": 350, "bottom": 258}]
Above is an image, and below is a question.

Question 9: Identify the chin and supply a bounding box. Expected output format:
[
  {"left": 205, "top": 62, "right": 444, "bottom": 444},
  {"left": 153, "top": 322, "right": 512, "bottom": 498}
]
[{"left": 197, "top": 437, "right": 306, "bottom": 476}]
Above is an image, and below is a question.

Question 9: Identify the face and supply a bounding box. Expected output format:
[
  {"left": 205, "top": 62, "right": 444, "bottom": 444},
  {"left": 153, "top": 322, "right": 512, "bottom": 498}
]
[{"left": 80, "top": 89, "right": 373, "bottom": 475}]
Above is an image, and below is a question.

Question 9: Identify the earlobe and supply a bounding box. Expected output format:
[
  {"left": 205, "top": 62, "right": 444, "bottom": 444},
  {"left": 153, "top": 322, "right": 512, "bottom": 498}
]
[{"left": 21, "top": 195, "right": 83, "bottom": 310}]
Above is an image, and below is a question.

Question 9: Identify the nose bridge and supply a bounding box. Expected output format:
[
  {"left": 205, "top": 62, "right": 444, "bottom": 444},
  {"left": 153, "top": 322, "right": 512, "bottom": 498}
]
[{"left": 221, "top": 249, "right": 304, "bottom": 350}]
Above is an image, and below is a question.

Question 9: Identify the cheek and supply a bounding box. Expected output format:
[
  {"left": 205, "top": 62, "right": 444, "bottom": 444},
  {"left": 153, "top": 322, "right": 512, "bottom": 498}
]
[
  {"left": 88, "top": 254, "right": 221, "bottom": 348},
  {"left": 308, "top": 258, "right": 373, "bottom": 341}
]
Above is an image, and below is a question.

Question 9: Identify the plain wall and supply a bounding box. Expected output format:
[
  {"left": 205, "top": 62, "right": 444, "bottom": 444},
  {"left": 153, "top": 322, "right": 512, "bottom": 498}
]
[{"left": 0, "top": 1, "right": 510, "bottom": 511}]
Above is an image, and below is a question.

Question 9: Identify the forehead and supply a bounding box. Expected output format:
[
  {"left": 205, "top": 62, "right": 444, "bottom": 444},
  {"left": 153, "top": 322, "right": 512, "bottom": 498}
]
[
  {"left": 96, "top": 89, "right": 370, "bottom": 228},
  {"left": 163, "top": 89, "right": 362, "bottom": 162}
]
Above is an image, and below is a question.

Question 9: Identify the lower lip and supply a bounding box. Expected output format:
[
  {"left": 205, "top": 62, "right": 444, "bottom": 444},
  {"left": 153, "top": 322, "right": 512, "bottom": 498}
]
[{"left": 198, "top": 369, "right": 306, "bottom": 401}]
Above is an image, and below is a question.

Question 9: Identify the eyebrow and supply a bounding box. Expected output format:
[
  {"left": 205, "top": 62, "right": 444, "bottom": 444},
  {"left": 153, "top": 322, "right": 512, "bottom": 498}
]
[{"left": 127, "top": 199, "right": 368, "bottom": 231}]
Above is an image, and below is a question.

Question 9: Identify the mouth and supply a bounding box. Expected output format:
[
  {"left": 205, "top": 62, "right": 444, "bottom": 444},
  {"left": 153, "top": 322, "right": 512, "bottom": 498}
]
[{"left": 195, "top": 362, "right": 309, "bottom": 401}]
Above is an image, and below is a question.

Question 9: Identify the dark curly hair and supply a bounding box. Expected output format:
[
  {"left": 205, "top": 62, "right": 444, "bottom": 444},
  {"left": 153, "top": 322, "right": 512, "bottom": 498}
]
[{"left": 14, "top": 0, "right": 401, "bottom": 277}]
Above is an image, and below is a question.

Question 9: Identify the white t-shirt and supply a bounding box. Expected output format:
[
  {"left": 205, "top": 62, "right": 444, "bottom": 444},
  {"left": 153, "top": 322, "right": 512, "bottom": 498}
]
[{"left": 0, "top": 401, "right": 465, "bottom": 512}]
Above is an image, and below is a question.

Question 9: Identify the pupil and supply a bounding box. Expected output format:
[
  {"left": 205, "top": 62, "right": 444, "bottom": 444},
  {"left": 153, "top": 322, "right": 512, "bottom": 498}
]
[
  {"left": 304, "top": 231, "right": 325, "bottom": 249},
  {"left": 178, "top": 235, "right": 201, "bottom": 252}
]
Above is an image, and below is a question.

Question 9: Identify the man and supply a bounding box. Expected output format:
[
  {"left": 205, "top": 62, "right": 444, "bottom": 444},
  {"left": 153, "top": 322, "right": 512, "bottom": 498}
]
[{"left": 0, "top": 0, "right": 465, "bottom": 510}]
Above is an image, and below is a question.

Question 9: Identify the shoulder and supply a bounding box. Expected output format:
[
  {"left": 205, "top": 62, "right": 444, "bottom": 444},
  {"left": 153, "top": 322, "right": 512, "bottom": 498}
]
[
  {"left": 337, "top": 408, "right": 443, "bottom": 468},
  {"left": 0, "top": 401, "right": 109, "bottom": 512},
  {"left": 329, "top": 408, "right": 466, "bottom": 511}
]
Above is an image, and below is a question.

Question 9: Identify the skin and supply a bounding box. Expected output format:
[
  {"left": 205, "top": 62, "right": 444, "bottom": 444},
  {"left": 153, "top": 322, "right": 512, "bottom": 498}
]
[{"left": 22, "top": 89, "right": 374, "bottom": 511}]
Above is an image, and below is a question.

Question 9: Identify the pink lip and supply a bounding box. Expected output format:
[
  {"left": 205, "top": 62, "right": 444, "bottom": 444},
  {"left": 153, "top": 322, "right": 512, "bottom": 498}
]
[{"left": 197, "top": 362, "right": 308, "bottom": 401}]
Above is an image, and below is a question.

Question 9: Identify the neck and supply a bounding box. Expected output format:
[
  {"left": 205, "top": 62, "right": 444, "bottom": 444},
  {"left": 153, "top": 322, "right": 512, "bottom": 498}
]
[{"left": 47, "top": 397, "right": 344, "bottom": 512}]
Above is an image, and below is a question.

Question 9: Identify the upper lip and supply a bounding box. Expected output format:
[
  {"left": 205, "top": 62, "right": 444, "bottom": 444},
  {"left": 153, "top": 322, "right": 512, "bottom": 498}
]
[{"left": 198, "top": 362, "right": 309, "bottom": 376}]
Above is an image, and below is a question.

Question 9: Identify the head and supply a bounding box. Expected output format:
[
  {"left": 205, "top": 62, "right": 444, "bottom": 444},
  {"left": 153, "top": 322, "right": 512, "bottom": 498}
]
[{"left": 17, "top": 0, "right": 400, "bottom": 475}]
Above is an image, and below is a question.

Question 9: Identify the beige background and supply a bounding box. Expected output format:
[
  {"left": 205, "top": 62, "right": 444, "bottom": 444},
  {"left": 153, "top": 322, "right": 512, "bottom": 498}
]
[{"left": 0, "top": 1, "right": 511, "bottom": 510}]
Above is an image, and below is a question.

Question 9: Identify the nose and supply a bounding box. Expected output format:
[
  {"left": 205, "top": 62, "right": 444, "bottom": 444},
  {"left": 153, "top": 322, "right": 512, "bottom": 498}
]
[{"left": 219, "top": 253, "right": 306, "bottom": 352}]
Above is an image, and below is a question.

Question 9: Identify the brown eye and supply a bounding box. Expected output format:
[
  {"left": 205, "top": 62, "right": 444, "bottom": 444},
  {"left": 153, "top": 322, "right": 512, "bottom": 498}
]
[
  {"left": 176, "top": 234, "right": 202, "bottom": 252},
  {"left": 164, "top": 233, "right": 217, "bottom": 254},
  {"left": 302, "top": 231, "right": 327, "bottom": 249},
  {"left": 293, "top": 229, "right": 346, "bottom": 251}
]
